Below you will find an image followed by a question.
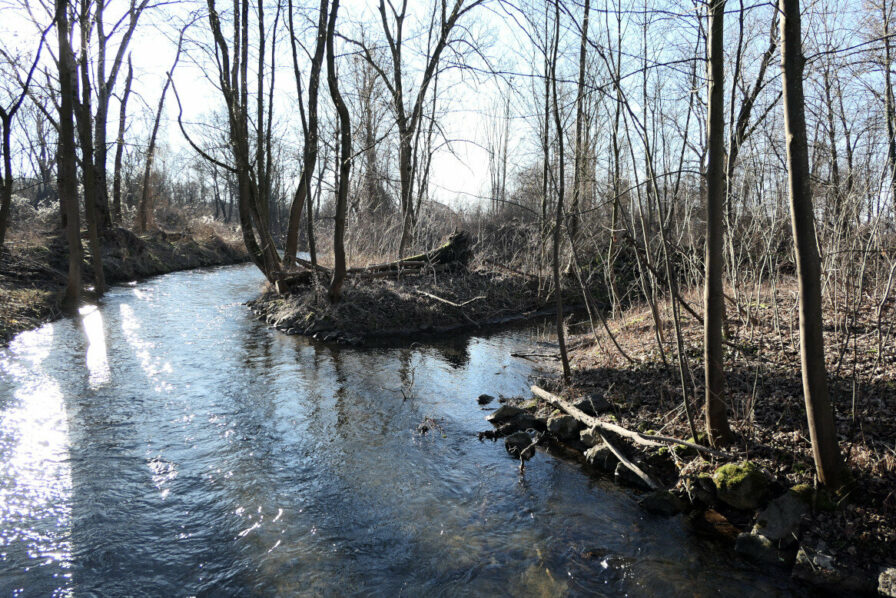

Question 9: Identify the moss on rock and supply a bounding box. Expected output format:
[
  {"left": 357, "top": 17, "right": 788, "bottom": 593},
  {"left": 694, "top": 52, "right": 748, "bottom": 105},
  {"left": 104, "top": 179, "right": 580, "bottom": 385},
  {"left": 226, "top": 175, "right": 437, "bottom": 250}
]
[{"left": 713, "top": 461, "right": 770, "bottom": 510}]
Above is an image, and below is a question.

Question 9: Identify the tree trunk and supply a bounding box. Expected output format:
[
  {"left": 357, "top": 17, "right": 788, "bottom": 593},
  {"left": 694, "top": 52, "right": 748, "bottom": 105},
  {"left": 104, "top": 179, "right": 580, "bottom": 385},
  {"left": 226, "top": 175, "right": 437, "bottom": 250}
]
[
  {"left": 57, "top": 0, "right": 82, "bottom": 312},
  {"left": 0, "top": 116, "right": 13, "bottom": 248},
  {"left": 284, "top": 0, "right": 327, "bottom": 266},
  {"left": 112, "top": 56, "right": 133, "bottom": 224},
  {"left": 705, "top": 0, "right": 733, "bottom": 445},
  {"left": 550, "top": 0, "right": 571, "bottom": 383},
  {"left": 779, "top": 0, "right": 844, "bottom": 488},
  {"left": 325, "top": 0, "right": 351, "bottom": 302},
  {"left": 568, "top": 0, "right": 589, "bottom": 242},
  {"left": 77, "top": 6, "right": 106, "bottom": 296}
]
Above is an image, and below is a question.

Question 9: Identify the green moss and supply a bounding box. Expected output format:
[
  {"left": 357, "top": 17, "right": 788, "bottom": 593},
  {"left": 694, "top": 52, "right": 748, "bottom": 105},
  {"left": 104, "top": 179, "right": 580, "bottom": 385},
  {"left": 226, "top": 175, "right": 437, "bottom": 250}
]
[
  {"left": 713, "top": 461, "right": 767, "bottom": 493},
  {"left": 789, "top": 483, "right": 814, "bottom": 504},
  {"left": 520, "top": 399, "right": 539, "bottom": 411}
]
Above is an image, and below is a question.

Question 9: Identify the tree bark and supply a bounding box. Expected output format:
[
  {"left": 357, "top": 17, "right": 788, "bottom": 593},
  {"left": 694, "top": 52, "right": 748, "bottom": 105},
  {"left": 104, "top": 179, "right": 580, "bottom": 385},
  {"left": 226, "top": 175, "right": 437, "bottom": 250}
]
[
  {"left": 76, "top": 4, "right": 106, "bottom": 296},
  {"left": 779, "top": 0, "right": 844, "bottom": 488},
  {"left": 549, "top": 0, "right": 571, "bottom": 383},
  {"left": 705, "top": 0, "right": 733, "bottom": 445},
  {"left": 112, "top": 56, "right": 133, "bottom": 223},
  {"left": 57, "top": 0, "right": 82, "bottom": 312},
  {"left": 325, "top": 0, "right": 351, "bottom": 303}
]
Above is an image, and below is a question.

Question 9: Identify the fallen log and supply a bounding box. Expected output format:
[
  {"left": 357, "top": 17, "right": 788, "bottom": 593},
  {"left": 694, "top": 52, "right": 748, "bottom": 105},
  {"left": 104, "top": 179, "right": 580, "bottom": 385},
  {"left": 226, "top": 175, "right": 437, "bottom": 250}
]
[
  {"left": 530, "top": 385, "right": 729, "bottom": 458},
  {"left": 276, "top": 230, "right": 474, "bottom": 293}
]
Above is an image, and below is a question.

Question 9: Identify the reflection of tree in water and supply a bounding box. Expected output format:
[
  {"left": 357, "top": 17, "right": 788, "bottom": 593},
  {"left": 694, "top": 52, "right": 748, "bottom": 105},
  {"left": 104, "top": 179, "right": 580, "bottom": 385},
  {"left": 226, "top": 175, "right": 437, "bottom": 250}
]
[{"left": 433, "top": 336, "right": 472, "bottom": 369}]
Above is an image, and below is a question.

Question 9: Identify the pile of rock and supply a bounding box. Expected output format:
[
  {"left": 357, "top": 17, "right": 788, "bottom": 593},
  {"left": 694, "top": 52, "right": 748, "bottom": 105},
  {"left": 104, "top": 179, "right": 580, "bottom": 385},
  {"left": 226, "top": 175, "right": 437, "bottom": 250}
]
[{"left": 477, "top": 390, "right": 894, "bottom": 597}]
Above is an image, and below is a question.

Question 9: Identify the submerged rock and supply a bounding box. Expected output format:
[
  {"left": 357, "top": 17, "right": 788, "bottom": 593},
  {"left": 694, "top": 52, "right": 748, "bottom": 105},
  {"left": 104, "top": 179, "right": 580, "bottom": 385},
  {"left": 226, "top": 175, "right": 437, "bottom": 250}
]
[
  {"left": 498, "top": 413, "right": 539, "bottom": 435},
  {"left": 583, "top": 443, "right": 618, "bottom": 472},
  {"left": 735, "top": 533, "right": 783, "bottom": 565},
  {"left": 791, "top": 545, "right": 876, "bottom": 594},
  {"left": 486, "top": 405, "right": 526, "bottom": 423},
  {"left": 639, "top": 490, "right": 687, "bottom": 516},
  {"left": 614, "top": 462, "right": 652, "bottom": 490},
  {"left": 546, "top": 414, "right": 580, "bottom": 442},
  {"left": 505, "top": 431, "right": 536, "bottom": 460},
  {"left": 713, "top": 462, "right": 770, "bottom": 510}
]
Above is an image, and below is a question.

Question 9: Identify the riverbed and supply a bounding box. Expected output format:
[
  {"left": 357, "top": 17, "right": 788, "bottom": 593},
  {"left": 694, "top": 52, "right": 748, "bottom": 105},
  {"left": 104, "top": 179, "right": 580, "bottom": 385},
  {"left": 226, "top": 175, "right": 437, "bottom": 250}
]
[{"left": 0, "top": 264, "right": 801, "bottom": 596}]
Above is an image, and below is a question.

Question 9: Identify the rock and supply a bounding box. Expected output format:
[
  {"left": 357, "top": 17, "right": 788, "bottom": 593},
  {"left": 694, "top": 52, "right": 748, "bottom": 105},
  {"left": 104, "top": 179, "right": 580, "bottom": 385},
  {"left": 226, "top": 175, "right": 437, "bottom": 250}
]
[
  {"left": 547, "top": 415, "right": 580, "bottom": 442},
  {"left": 639, "top": 490, "right": 687, "bottom": 516},
  {"left": 486, "top": 405, "right": 526, "bottom": 423},
  {"left": 683, "top": 474, "right": 717, "bottom": 506},
  {"left": 735, "top": 533, "right": 782, "bottom": 564},
  {"left": 580, "top": 426, "right": 600, "bottom": 446},
  {"left": 614, "top": 462, "right": 651, "bottom": 490},
  {"left": 879, "top": 567, "right": 896, "bottom": 597},
  {"left": 519, "top": 398, "right": 539, "bottom": 410},
  {"left": 713, "top": 462, "right": 770, "bottom": 510},
  {"left": 505, "top": 431, "right": 536, "bottom": 460},
  {"left": 792, "top": 546, "right": 840, "bottom": 588},
  {"left": 572, "top": 393, "right": 610, "bottom": 416},
  {"left": 477, "top": 394, "right": 495, "bottom": 405},
  {"left": 753, "top": 490, "right": 809, "bottom": 542},
  {"left": 497, "top": 413, "right": 539, "bottom": 435},
  {"left": 584, "top": 443, "right": 619, "bottom": 472}
]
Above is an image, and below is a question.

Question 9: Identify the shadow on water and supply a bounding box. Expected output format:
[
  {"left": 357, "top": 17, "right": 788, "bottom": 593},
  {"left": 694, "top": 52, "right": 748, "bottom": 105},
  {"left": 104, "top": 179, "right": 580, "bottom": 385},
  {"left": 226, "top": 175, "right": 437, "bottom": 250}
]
[{"left": 0, "top": 264, "right": 804, "bottom": 597}]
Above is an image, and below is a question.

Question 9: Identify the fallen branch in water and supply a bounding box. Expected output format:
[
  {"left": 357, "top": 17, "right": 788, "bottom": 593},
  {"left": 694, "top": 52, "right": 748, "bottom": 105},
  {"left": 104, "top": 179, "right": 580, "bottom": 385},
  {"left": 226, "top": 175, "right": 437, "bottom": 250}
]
[
  {"left": 598, "top": 431, "right": 661, "bottom": 489},
  {"left": 530, "top": 385, "right": 730, "bottom": 458}
]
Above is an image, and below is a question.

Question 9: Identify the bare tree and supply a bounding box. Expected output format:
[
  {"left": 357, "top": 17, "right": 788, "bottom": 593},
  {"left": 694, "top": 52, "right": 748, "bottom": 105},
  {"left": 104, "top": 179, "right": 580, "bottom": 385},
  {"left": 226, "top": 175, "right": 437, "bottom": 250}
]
[
  {"left": 779, "top": 0, "right": 845, "bottom": 488},
  {"left": 202, "top": 0, "right": 283, "bottom": 281},
  {"left": 351, "top": 0, "right": 484, "bottom": 257},
  {"left": 283, "top": 0, "right": 328, "bottom": 267},
  {"left": 0, "top": 22, "right": 51, "bottom": 248},
  {"left": 325, "top": 0, "right": 350, "bottom": 302},
  {"left": 111, "top": 55, "right": 133, "bottom": 222},
  {"left": 704, "top": 0, "right": 733, "bottom": 445},
  {"left": 136, "top": 27, "right": 185, "bottom": 233},
  {"left": 56, "top": 0, "right": 82, "bottom": 311}
]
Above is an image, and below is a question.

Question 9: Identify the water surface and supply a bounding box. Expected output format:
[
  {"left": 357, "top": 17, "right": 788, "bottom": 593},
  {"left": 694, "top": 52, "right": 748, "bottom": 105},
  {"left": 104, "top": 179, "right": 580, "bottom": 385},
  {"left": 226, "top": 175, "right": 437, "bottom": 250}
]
[{"left": 0, "top": 264, "right": 799, "bottom": 596}]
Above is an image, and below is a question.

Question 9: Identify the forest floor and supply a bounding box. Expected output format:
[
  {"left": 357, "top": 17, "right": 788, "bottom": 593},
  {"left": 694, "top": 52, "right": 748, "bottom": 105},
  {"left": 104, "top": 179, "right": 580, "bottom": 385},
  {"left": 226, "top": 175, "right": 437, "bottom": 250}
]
[
  {"left": 525, "top": 279, "right": 896, "bottom": 593},
  {"left": 249, "top": 265, "right": 583, "bottom": 345},
  {"left": 0, "top": 226, "right": 248, "bottom": 344}
]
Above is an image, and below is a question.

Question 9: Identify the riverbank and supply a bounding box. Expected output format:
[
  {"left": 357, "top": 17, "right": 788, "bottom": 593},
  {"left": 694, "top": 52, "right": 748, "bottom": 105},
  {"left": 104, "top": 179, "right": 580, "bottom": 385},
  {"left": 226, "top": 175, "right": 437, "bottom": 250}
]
[
  {"left": 0, "top": 227, "right": 248, "bottom": 343},
  {"left": 484, "top": 280, "right": 896, "bottom": 596},
  {"left": 248, "top": 266, "right": 584, "bottom": 345}
]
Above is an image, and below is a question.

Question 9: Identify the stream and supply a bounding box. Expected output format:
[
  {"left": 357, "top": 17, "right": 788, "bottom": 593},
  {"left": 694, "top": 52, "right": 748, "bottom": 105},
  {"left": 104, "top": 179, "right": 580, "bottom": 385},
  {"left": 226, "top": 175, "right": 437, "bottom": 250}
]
[{"left": 0, "top": 264, "right": 801, "bottom": 597}]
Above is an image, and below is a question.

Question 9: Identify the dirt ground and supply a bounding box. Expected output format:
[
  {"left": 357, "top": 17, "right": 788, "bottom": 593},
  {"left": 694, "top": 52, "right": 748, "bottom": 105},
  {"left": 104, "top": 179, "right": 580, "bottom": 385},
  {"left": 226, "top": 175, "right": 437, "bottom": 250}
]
[{"left": 248, "top": 266, "right": 582, "bottom": 344}]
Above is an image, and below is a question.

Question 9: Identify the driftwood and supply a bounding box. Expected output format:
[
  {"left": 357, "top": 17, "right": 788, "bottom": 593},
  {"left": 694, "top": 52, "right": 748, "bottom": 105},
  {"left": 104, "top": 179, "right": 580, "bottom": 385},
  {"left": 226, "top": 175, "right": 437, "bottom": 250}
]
[
  {"left": 275, "top": 230, "right": 473, "bottom": 293},
  {"left": 530, "top": 386, "right": 729, "bottom": 458}
]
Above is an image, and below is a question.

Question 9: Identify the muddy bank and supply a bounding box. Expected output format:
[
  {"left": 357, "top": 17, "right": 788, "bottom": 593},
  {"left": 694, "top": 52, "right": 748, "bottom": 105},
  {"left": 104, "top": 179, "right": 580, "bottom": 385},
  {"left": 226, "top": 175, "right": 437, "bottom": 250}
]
[
  {"left": 248, "top": 267, "right": 583, "bottom": 345},
  {"left": 0, "top": 227, "right": 248, "bottom": 343}
]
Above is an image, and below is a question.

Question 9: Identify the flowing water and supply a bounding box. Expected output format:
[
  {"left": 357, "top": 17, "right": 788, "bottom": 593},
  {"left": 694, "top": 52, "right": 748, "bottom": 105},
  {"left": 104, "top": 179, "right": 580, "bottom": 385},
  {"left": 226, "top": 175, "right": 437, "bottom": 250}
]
[{"left": 0, "top": 264, "right": 801, "bottom": 597}]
